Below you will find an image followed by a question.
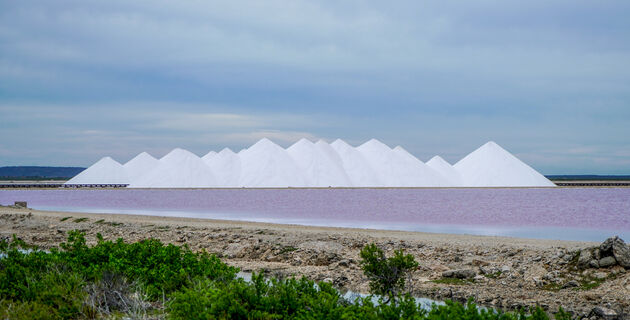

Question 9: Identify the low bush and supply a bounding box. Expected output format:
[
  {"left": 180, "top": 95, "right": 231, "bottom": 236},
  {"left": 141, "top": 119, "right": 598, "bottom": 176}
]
[
  {"left": 359, "top": 243, "right": 418, "bottom": 302},
  {"left": 169, "top": 273, "right": 349, "bottom": 319},
  {"left": 0, "top": 231, "right": 237, "bottom": 319},
  {"left": 1, "top": 234, "right": 571, "bottom": 319}
]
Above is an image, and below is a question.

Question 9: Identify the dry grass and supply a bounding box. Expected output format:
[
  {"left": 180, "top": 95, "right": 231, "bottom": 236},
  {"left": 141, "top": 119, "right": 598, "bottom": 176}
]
[{"left": 82, "top": 272, "right": 164, "bottom": 319}]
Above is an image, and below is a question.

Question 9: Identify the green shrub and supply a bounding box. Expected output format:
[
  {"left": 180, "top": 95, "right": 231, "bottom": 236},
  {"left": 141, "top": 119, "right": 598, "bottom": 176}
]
[
  {"left": 359, "top": 243, "right": 419, "bottom": 302},
  {"left": 169, "top": 273, "right": 348, "bottom": 319},
  {"left": 0, "top": 300, "right": 59, "bottom": 320},
  {"left": 53, "top": 230, "right": 238, "bottom": 298},
  {"left": 1, "top": 235, "right": 564, "bottom": 320},
  {"left": 0, "top": 231, "right": 237, "bottom": 319}
]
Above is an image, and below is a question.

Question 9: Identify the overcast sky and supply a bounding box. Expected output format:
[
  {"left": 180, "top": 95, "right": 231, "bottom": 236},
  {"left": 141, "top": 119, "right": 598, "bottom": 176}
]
[{"left": 1, "top": 1, "right": 629, "bottom": 174}]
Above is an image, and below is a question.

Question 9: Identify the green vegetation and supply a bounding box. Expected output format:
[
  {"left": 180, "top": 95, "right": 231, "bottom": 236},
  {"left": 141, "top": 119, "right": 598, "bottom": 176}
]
[
  {"left": 0, "top": 232, "right": 236, "bottom": 319},
  {"left": 359, "top": 243, "right": 418, "bottom": 302},
  {"left": 92, "top": 219, "right": 124, "bottom": 227},
  {"left": 279, "top": 245, "right": 298, "bottom": 254},
  {"left": 59, "top": 216, "right": 72, "bottom": 222},
  {"left": 72, "top": 217, "right": 89, "bottom": 223},
  {"left": 542, "top": 283, "right": 561, "bottom": 291},
  {"left": 577, "top": 278, "right": 604, "bottom": 290},
  {"left": 575, "top": 272, "right": 616, "bottom": 291},
  {"left": 1, "top": 234, "right": 573, "bottom": 319}
]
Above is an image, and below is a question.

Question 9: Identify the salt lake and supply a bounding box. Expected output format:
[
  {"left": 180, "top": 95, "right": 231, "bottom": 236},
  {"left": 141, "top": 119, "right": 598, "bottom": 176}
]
[{"left": 1, "top": 188, "right": 628, "bottom": 242}]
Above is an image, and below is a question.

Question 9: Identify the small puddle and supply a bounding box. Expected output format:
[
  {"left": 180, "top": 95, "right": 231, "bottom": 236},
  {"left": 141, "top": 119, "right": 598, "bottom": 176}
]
[
  {"left": 236, "top": 272, "right": 444, "bottom": 309},
  {"left": 0, "top": 248, "right": 41, "bottom": 259}
]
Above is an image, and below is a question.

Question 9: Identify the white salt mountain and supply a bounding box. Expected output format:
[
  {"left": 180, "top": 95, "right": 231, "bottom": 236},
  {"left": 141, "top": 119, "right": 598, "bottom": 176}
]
[
  {"left": 391, "top": 146, "right": 450, "bottom": 187},
  {"left": 201, "top": 151, "right": 217, "bottom": 162},
  {"left": 287, "top": 139, "right": 351, "bottom": 187},
  {"left": 129, "top": 148, "right": 217, "bottom": 188},
  {"left": 71, "top": 138, "right": 555, "bottom": 188},
  {"left": 330, "top": 139, "right": 383, "bottom": 187},
  {"left": 238, "top": 138, "right": 307, "bottom": 187},
  {"left": 315, "top": 140, "right": 353, "bottom": 186},
  {"left": 426, "top": 155, "right": 463, "bottom": 186},
  {"left": 123, "top": 152, "right": 159, "bottom": 183},
  {"left": 205, "top": 148, "right": 241, "bottom": 187},
  {"left": 65, "top": 157, "right": 129, "bottom": 185},
  {"left": 356, "top": 139, "right": 448, "bottom": 187},
  {"left": 454, "top": 141, "right": 555, "bottom": 187}
]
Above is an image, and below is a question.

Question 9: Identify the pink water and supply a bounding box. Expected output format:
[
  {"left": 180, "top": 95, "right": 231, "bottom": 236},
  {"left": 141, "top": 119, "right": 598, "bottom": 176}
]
[{"left": 1, "top": 188, "right": 628, "bottom": 241}]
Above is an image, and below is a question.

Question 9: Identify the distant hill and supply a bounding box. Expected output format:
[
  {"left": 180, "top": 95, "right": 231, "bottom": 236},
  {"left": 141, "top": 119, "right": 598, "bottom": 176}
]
[
  {"left": 546, "top": 175, "right": 630, "bottom": 181},
  {"left": 0, "top": 166, "right": 86, "bottom": 180}
]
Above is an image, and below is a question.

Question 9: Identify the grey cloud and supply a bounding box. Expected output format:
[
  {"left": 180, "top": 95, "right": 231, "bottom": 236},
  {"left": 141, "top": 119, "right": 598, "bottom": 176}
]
[{"left": 1, "top": 1, "right": 629, "bottom": 173}]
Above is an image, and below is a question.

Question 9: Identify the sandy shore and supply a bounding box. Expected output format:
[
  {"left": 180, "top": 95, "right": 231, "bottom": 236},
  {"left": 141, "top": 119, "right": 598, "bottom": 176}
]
[{"left": 1, "top": 206, "right": 628, "bottom": 317}]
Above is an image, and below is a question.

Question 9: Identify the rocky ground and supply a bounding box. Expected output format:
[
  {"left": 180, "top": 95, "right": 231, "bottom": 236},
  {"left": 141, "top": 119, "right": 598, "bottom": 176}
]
[{"left": 1, "top": 206, "right": 629, "bottom": 319}]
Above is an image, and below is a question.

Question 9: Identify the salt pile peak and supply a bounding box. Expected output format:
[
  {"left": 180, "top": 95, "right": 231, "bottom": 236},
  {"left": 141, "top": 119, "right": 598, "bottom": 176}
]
[
  {"left": 454, "top": 141, "right": 555, "bottom": 187},
  {"left": 202, "top": 151, "right": 217, "bottom": 162},
  {"left": 129, "top": 148, "right": 217, "bottom": 188},
  {"left": 123, "top": 152, "right": 159, "bottom": 182},
  {"left": 330, "top": 139, "right": 383, "bottom": 187},
  {"left": 357, "top": 140, "right": 449, "bottom": 187},
  {"left": 70, "top": 138, "right": 555, "bottom": 188},
  {"left": 206, "top": 148, "right": 241, "bottom": 187},
  {"left": 238, "top": 138, "right": 306, "bottom": 187},
  {"left": 314, "top": 139, "right": 352, "bottom": 185},
  {"left": 391, "top": 146, "right": 450, "bottom": 187},
  {"left": 66, "top": 157, "right": 129, "bottom": 185},
  {"left": 287, "top": 138, "right": 350, "bottom": 187},
  {"left": 427, "top": 155, "right": 463, "bottom": 186}
]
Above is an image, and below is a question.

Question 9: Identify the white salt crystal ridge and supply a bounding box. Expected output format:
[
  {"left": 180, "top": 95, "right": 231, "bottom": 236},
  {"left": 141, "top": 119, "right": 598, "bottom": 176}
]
[
  {"left": 66, "top": 157, "right": 129, "bottom": 185},
  {"left": 454, "top": 141, "right": 555, "bottom": 187},
  {"left": 391, "top": 146, "right": 451, "bottom": 187},
  {"left": 315, "top": 140, "right": 352, "bottom": 186},
  {"left": 123, "top": 152, "right": 159, "bottom": 183},
  {"left": 238, "top": 138, "right": 307, "bottom": 187},
  {"left": 287, "top": 138, "right": 351, "bottom": 187},
  {"left": 129, "top": 148, "right": 217, "bottom": 188},
  {"left": 426, "top": 155, "right": 463, "bottom": 186},
  {"left": 202, "top": 151, "right": 217, "bottom": 162},
  {"left": 330, "top": 139, "right": 383, "bottom": 187},
  {"left": 356, "top": 139, "right": 410, "bottom": 186},
  {"left": 356, "top": 140, "right": 448, "bottom": 187},
  {"left": 71, "top": 139, "right": 555, "bottom": 188},
  {"left": 206, "top": 148, "right": 241, "bottom": 187}
]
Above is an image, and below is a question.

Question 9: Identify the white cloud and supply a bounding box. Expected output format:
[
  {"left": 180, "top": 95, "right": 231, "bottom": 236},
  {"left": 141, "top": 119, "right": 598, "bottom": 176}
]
[
  {"left": 1, "top": 1, "right": 629, "bottom": 173},
  {"left": 152, "top": 113, "right": 264, "bottom": 131}
]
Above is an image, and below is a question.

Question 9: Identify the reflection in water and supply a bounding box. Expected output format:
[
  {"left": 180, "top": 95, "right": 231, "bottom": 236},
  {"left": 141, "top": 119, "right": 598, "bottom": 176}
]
[{"left": 236, "top": 272, "right": 443, "bottom": 309}]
